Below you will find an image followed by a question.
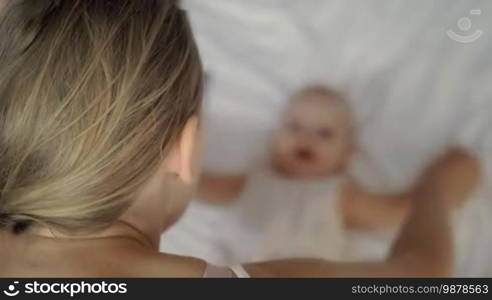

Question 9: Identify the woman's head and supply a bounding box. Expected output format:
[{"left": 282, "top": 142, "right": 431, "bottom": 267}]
[{"left": 0, "top": 0, "right": 203, "bottom": 234}]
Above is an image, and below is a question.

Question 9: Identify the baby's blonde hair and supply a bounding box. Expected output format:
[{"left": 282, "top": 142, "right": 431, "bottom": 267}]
[
  {"left": 291, "top": 84, "right": 352, "bottom": 123},
  {"left": 0, "top": 0, "right": 203, "bottom": 233},
  {"left": 292, "top": 84, "right": 348, "bottom": 106}
]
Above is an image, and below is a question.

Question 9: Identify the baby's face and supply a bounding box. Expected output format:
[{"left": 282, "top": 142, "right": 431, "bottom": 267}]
[{"left": 271, "top": 93, "right": 353, "bottom": 179}]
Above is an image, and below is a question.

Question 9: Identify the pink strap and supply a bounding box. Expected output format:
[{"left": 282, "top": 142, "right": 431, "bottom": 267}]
[
  {"left": 203, "top": 264, "right": 250, "bottom": 278},
  {"left": 230, "top": 264, "right": 250, "bottom": 278},
  {"left": 203, "top": 264, "right": 235, "bottom": 278}
]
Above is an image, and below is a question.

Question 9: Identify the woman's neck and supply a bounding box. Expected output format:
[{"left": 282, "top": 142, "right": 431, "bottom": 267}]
[{"left": 28, "top": 220, "right": 159, "bottom": 251}]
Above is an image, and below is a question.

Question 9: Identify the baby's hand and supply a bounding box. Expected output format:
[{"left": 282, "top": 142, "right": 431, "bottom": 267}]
[{"left": 416, "top": 148, "right": 481, "bottom": 207}]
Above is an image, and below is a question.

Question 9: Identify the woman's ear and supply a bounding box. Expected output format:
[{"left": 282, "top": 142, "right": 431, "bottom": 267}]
[{"left": 163, "top": 116, "right": 200, "bottom": 184}]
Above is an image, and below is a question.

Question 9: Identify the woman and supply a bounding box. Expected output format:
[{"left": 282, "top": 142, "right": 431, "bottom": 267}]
[{"left": 0, "top": 0, "right": 480, "bottom": 277}]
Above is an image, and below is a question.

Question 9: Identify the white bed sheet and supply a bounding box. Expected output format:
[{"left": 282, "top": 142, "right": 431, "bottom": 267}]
[{"left": 162, "top": 0, "right": 492, "bottom": 275}]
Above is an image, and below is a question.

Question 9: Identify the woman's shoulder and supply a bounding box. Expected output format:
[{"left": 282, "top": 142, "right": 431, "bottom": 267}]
[{"left": 0, "top": 232, "right": 208, "bottom": 278}]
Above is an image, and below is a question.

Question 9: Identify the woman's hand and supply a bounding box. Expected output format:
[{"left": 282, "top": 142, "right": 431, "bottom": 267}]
[{"left": 415, "top": 148, "right": 481, "bottom": 207}]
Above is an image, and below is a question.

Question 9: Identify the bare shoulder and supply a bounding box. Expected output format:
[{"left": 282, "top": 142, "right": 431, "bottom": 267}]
[{"left": 0, "top": 232, "right": 207, "bottom": 277}]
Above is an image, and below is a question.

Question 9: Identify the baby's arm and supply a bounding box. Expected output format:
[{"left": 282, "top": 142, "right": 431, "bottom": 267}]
[
  {"left": 340, "top": 183, "right": 412, "bottom": 230},
  {"left": 341, "top": 149, "right": 479, "bottom": 230},
  {"left": 197, "top": 173, "right": 247, "bottom": 204},
  {"left": 244, "top": 149, "right": 481, "bottom": 277}
]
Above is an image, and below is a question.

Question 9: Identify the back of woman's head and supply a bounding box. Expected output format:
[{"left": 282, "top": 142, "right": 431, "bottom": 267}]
[{"left": 0, "top": 0, "right": 203, "bottom": 233}]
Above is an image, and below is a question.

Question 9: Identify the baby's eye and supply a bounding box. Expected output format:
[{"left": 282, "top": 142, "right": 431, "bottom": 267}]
[{"left": 317, "top": 128, "right": 334, "bottom": 139}]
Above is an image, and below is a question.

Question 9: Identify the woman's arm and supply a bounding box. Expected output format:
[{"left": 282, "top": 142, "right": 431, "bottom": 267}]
[
  {"left": 244, "top": 149, "right": 481, "bottom": 277},
  {"left": 197, "top": 173, "right": 247, "bottom": 204}
]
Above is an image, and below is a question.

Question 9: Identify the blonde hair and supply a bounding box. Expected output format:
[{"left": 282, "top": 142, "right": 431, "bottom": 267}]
[{"left": 0, "top": 0, "right": 203, "bottom": 233}]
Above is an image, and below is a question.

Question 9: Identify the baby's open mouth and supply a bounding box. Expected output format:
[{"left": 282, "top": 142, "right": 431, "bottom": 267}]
[{"left": 295, "top": 148, "right": 315, "bottom": 162}]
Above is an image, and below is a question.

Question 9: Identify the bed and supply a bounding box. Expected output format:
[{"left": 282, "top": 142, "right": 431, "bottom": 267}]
[{"left": 162, "top": 0, "right": 492, "bottom": 276}]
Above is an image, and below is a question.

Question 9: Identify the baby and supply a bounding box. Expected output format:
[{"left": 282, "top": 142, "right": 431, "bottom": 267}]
[
  {"left": 162, "top": 85, "right": 484, "bottom": 271},
  {"left": 198, "top": 85, "right": 415, "bottom": 262}
]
